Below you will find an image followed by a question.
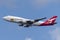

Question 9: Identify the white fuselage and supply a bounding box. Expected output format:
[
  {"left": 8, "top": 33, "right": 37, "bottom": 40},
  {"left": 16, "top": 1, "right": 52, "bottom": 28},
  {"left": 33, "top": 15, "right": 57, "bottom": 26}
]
[
  {"left": 3, "top": 15, "right": 57, "bottom": 27},
  {"left": 3, "top": 16, "right": 44, "bottom": 26}
]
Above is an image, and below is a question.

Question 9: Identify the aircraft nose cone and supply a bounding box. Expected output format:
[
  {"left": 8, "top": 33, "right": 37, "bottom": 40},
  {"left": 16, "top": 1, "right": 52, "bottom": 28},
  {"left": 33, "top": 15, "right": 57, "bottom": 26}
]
[
  {"left": 3, "top": 16, "right": 8, "bottom": 20},
  {"left": 3, "top": 17, "right": 6, "bottom": 19}
]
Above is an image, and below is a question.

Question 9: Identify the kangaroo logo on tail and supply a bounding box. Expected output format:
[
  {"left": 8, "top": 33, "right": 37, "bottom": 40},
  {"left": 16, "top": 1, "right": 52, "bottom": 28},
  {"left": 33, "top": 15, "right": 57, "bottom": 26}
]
[
  {"left": 48, "top": 16, "right": 57, "bottom": 23},
  {"left": 45, "top": 16, "right": 57, "bottom": 24}
]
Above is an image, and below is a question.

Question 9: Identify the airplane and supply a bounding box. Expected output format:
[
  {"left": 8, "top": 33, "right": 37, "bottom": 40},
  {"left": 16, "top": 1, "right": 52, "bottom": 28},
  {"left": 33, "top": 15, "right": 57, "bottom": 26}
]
[{"left": 3, "top": 16, "right": 57, "bottom": 27}]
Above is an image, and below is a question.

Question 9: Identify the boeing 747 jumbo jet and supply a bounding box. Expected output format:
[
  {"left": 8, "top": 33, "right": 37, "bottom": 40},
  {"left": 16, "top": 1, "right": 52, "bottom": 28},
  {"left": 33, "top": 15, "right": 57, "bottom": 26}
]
[{"left": 3, "top": 16, "right": 57, "bottom": 27}]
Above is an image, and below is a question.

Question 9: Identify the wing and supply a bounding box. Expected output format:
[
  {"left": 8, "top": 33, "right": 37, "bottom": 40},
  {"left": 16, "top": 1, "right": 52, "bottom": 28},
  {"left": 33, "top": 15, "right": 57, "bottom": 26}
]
[
  {"left": 17, "top": 17, "right": 46, "bottom": 27},
  {"left": 34, "top": 17, "right": 46, "bottom": 22},
  {"left": 22, "top": 17, "right": 47, "bottom": 27}
]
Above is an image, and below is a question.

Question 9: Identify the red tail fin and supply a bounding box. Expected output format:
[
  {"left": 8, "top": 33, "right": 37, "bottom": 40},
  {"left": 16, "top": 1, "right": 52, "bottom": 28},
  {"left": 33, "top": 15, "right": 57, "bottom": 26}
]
[{"left": 45, "top": 16, "right": 57, "bottom": 24}]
